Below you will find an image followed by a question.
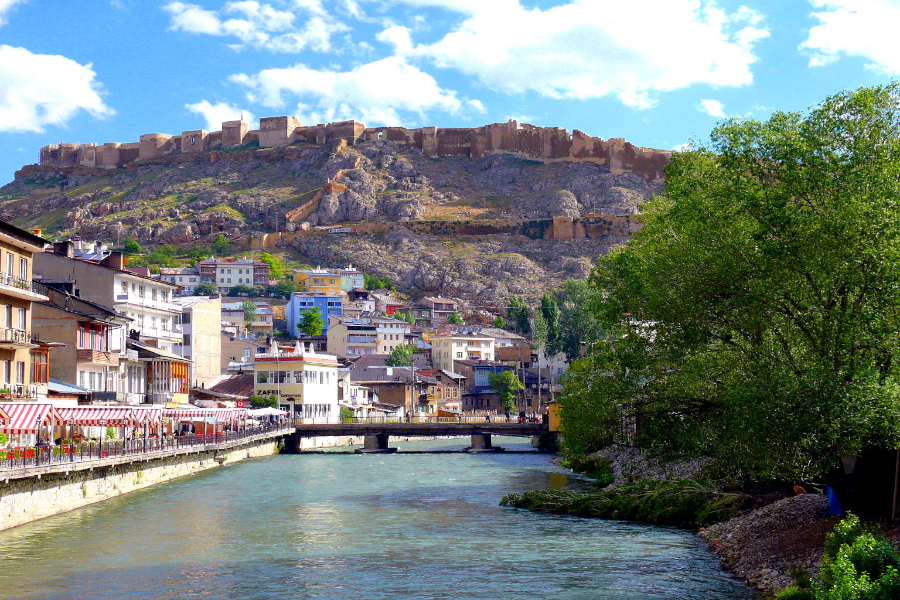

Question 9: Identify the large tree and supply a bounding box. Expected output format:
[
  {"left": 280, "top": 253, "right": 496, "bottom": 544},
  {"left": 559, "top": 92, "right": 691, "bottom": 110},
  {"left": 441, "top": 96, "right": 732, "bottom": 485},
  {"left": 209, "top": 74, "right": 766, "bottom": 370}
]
[
  {"left": 386, "top": 343, "right": 414, "bottom": 367},
  {"left": 297, "top": 308, "right": 324, "bottom": 337},
  {"left": 488, "top": 370, "right": 524, "bottom": 414},
  {"left": 560, "top": 84, "right": 900, "bottom": 480}
]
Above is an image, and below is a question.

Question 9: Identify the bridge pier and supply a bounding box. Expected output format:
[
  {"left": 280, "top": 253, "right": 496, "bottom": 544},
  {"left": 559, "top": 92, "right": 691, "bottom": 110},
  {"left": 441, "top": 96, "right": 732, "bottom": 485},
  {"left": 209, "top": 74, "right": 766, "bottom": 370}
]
[
  {"left": 464, "top": 433, "right": 503, "bottom": 453},
  {"left": 355, "top": 434, "right": 397, "bottom": 454}
]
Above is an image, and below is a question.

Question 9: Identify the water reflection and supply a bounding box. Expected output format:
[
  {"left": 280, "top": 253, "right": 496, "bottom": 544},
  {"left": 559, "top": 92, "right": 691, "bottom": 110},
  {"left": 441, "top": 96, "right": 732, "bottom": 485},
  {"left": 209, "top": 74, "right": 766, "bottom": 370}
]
[{"left": 0, "top": 437, "right": 751, "bottom": 600}]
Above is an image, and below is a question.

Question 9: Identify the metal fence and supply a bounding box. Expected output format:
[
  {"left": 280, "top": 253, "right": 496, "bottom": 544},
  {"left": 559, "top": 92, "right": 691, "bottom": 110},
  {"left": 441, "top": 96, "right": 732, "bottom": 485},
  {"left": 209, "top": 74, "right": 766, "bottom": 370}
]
[
  {"left": 0, "top": 422, "right": 292, "bottom": 472},
  {"left": 291, "top": 415, "right": 547, "bottom": 425}
]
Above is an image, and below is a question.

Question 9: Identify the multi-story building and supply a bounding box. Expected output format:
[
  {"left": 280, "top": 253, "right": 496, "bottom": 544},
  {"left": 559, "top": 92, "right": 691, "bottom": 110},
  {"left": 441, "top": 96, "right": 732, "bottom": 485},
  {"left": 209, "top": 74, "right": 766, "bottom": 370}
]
[
  {"left": 174, "top": 296, "right": 221, "bottom": 387},
  {"left": 253, "top": 341, "right": 339, "bottom": 419},
  {"left": 421, "top": 297, "right": 457, "bottom": 325},
  {"left": 198, "top": 258, "right": 270, "bottom": 294},
  {"left": 33, "top": 286, "right": 130, "bottom": 402},
  {"left": 0, "top": 221, "right": 50, "bottom": 401},
  {"left": 371, "top": 292, "right": 402, "bottom": 316},
  {"left": 346, "top": 360, "right": 436, "bottom": 416},
  {"left": 293, "top": 267, "right": 342, "bottom": 295},
  {"left": 221, "top": 301, "right": 274, "bottom": 335},
  {"left": 454, "top": 359, "right": 516, "bottom": 412},
  {"left": 287, "top": 293, "right": 342, "bottom": 336},
  {"left": 221, "top": 333, "right": 266, "bottom": 373},
  {"left": 158, "top": 267, "right": 200, "bottom": 295},
  {"left": 439, "top": 325, "right": 532, "bottom": 368},
  {"left": 340, "top": 264, "right": 365, "bottom": 291},
  {"left": 429, "top": 332, "right": 495, "bottom": 373},
  {"left": 327, "top": 314, "right": 410, "bottom": 357}
]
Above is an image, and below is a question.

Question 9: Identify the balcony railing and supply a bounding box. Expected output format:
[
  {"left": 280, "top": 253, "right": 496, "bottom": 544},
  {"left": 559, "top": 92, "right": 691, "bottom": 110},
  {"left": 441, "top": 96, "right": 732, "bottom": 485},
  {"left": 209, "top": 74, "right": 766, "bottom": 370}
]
[
  {"left": 0, "top": 384, "right": 39, "bottom": 400},
  {"left": 76, "top": 349, "right": 119, "bottom": 366},
  {"left": 0, "top": 328, "right": 31, "bottom": 346}
]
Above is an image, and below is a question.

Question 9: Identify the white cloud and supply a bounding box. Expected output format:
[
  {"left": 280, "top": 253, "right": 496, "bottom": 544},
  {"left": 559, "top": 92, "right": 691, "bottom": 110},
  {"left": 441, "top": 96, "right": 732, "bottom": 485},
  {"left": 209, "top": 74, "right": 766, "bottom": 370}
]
[
  {"left": 0, "top": 0, "right": 24, "bottom": 26},
  {"left": 185, "top": 100, "right": 257, "bottom": 130},
  {"left": 699, "top": 98, "right": 727, "bottom": 118},
  {"left": 230, "top": 56, "right": 482, "bottom": 125},
  {"left": 163, "top": 0, "right": 349, "bottom": 53},
  {"left": 801, "top": 0, "right": 900, "bottom": 73},
  {"left": 0, "top": 45, "right": 113, "bottom": 133},
  {"left": 395, "top": 0, "right": 769, "bottom": 109}
]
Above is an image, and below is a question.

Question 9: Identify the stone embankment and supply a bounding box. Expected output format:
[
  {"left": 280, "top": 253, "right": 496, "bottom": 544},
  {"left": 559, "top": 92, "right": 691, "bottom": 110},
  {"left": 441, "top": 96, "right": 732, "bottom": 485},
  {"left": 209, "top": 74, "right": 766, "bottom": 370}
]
[{"left": 701, "top": 493, "right": 835, "bottom": 596}]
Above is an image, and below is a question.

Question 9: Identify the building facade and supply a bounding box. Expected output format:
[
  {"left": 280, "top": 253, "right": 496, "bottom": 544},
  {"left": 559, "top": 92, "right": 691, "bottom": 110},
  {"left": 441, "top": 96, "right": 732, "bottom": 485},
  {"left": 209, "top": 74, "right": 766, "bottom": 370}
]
[
  {"left": 293, "top": 267, "right": 341, "bottom": 295},
  {"left": 340, "top": 265, "right": 365, "bottom": 291},
  {"left": 430, "top": 333, "right": 495, "bottom": 373},
  {"left": 158, "top": 267, "right": 200, "bottom": 295},
  {"left": 327, "top": 315, "right": 410, "bottom": 357},
  {"left": 287, "top": 293, "right": 342, "bottom": 336},
  {"left": 253, "top": 341, "right": 339, "bottom": 419},
  {"left": 198, "top": 258, "right": 270, "bottom": 294},
  {"left": 0, "top": 222, "right": 50, "bottom": 401},
  {"left": 174, "top": 296, "right": 221, "bottom": 387}
]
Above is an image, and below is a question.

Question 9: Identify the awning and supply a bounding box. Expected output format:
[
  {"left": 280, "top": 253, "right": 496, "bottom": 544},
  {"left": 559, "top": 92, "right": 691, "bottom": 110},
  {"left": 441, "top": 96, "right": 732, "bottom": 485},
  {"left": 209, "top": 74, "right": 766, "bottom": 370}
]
[
  {"left": 164, "top": 407, "right": 248, "bottom": 423},
  {"left": 164, "top": 408, "right": 208, "bottom": 420},
  {"left": 0, "top": 406, "right": 8, "bottom": 426},
  {"left": 56, "top": 406, "right": 138, "bottom": 427},
  {"left": 131, "top": 407, "right": 161, "bottom": 425},
  {"left": 0, "top": 403, "right": 63, "bottom": 435}
]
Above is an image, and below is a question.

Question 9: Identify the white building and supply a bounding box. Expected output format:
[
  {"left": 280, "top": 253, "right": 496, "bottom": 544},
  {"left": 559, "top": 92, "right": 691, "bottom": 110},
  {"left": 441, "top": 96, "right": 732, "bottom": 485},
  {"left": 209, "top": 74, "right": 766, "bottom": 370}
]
[
  {"left": 327, "top": 314, "right": 411, "bottom": 357},
  {"left": 430, "top": 332, "right": 495, "bottom": 373},
  {"left": 253, "top": 340, "right": 339, "bottom": 420}
]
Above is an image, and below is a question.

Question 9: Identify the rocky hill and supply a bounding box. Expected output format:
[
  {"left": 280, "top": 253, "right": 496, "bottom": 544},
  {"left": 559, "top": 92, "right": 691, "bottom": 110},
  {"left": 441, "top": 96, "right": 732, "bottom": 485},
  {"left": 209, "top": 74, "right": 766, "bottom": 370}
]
[{"left": 2, "top": 134, "right": 667, "bottom": 304}]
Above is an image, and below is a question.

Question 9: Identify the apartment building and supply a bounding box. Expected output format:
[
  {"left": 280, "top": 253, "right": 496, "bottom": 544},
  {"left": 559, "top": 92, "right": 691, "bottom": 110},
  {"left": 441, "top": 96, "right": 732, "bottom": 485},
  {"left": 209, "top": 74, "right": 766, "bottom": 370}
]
[
  {"left": 158, "top": 267, "right": 200, "bottom": 295},
  {"left": 33, "top": 287, "right": 130, "bottom": 402},
  {"left": 221, "top": 301, "right": 274, "bottom": 335},
  {"left": 327, "top": 314, "right": 410, "bottom": 357},
  {"left": 421, "top": 297, "right": 457, "bottom": 325},
  {"left": 174, "top": 296, "right": 221, "bottom": 387},
  {"left": 340, "top": 264, "right": 365, "bottom": 291},
  {"left": 253, "top": 340, "right": 339, "bottom": 418},
  {"left": 293, "top": 267, "right": 342, "bottom": 295},
  {"left": 429, "top": 332, "right": 495, "bottom": 373},
  {"left": 0, "top": 221, "right": 50, "bottom": 400},
  {"left": 198, "top": 258, "right": 270, "bottom": 294},
  {"left": 286, "top": 293, "right": 342, "bottom": 336}
]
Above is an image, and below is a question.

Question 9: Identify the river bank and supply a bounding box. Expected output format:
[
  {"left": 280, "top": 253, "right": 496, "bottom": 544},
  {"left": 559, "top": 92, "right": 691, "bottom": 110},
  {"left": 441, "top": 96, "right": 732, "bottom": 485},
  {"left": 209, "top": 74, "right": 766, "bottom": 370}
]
[{"left": 504, "top": 445, "right": 854, "bottom": 598}]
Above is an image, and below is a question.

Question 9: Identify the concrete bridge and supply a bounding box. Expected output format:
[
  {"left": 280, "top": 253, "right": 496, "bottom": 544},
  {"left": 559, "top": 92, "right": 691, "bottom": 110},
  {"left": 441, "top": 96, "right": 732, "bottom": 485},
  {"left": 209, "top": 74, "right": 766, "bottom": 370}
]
[{"left": 287, "top": 418, "right": 550, "bottom": 453}]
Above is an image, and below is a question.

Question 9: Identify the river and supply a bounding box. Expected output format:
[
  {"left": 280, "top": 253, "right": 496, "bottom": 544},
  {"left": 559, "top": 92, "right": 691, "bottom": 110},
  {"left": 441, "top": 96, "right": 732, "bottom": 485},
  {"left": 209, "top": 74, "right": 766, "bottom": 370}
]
[{"left": 0, "top": 437, "right": 752, "bottom": 599}]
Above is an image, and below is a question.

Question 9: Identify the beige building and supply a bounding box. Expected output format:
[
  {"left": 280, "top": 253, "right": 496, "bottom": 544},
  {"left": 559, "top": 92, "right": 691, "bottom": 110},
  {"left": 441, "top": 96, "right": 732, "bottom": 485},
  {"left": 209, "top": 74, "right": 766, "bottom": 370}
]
[
  {"left": 430, "top": 333, "right": 495, "bottom": 373},
  {"left": 253, "top": 340, "right": 339, "bottom": 418},
  {"left": 221, "top": 333, "right": 266, "bottom": 373},
  {"left": 33, "top": 287, "right": 129, "bottom": 401},
  {"left": 327, "top": 314, "right": 410, "bottom": 358},
  {"left": 0, "top": 222, "right": 50, "bottom": 400},
  {"left": 174, "top": 296, "right": 221, "bottom": 387}
]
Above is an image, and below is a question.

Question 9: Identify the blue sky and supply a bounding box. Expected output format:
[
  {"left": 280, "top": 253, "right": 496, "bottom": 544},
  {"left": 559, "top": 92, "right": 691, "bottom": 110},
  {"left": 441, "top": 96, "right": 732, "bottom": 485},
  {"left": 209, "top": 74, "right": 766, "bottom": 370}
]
[{"left": 0, "top": 0, "right": 898, "bottom": 182}]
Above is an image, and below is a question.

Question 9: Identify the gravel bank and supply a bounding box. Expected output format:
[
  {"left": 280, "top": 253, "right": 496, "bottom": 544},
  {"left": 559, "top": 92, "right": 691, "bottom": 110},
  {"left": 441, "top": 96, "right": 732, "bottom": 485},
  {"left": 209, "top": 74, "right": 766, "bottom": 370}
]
[{"left": 700, "top": 493, "right": 838, "bottom": 595}]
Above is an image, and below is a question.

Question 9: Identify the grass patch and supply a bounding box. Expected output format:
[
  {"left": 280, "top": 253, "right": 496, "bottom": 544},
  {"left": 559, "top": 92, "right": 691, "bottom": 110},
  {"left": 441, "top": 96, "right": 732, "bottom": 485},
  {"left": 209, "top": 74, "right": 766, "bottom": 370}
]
[{"left": 500, "top": 479, "right": 751, "bottom": 527}]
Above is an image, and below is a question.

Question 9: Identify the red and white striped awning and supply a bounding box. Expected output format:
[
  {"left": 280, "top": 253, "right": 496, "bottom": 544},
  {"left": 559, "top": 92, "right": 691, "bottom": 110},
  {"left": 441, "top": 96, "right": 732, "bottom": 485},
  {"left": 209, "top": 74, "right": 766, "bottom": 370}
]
[
  {"left": 0, "top": 406, "right": 8, "bottom": 427},
  {"left": 210, "top": 408, "right": 247, "bottom": 423},
  {"left": 163, "top": 408, "right": 209, "bottom": 420},
  {"left": 56, "top": 406, "right": 138, "bottom": 427},
  {"left": 131, "top": 407, "right": 161, "bottom": 425},
  {"left": 0, "top": 403, "right": 62, "bottom": 435}
]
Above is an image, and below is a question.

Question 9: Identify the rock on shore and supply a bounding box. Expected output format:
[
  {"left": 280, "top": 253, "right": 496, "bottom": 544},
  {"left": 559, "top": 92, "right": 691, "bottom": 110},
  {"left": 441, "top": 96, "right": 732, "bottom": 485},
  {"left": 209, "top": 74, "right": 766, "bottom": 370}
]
[{"left": 700, "top": 493, "right": 837, "bottom": 595}]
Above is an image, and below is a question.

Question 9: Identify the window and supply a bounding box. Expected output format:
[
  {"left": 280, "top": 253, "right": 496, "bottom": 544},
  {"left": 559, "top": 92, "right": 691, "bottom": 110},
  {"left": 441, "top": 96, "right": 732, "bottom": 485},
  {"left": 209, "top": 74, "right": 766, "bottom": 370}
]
[
  {"left": 257, "top": 370, "right": 268, "bottom": 383},
  {"left": 151, "top": 316, "right": 157, "bottom": 329},
  {"left": 18, "top": 257, "right": 26, "bottom": 280},
  {"left": 89, "top": 327, "right": 97, "bottom": 350},
  {"left": 456, "top": 352, "right": 463, "bottom": 358},
  {"left": 227, "top": 269, "right": 232, "bottom": 274},
  {"left": 31, "top": 351, "right": 48, "bottom": 384},
  {"left": 78, "top": 325, "right": 86, "bottom": 348},
  {"left": 243, "top": 348, "right": 251, "bottom": 357},
  {"left": 152, "top": 288, "right": 157, "bottom": 301},
  {"left": 17, "top": 308, "right": 25, "bottom": 330},
  {"left": 190, "top": 136, "right": 196, "bottom": 145},
  {"left": 5, "top": 252, "right": 12, "bottom": 277},
  {"left": 227, "top": 278, "right": 231, "bottom": 283},
  {"left": 138, "top": 285, "right": 144, "bottom": 298},
  {"left": 79, "top": 370, "right": 86, "bottom": 388},
  {"left": 15, "top": 361, "right": 24, "bottom": 384},
  {"left": 121, "top": 281, "right": 128, "bottom": 294},
  {"left": 183, "top": 334, "right": 190, "bottom": 346},
  {"left": 189, "top": 277, "right": 196, "bottom": 282}
]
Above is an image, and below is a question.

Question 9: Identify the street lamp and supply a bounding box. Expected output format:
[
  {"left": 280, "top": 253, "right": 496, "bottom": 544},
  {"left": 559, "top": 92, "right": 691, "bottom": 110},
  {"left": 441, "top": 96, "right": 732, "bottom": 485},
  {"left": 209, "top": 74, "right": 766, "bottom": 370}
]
[{"left": 98, "top": 419, "right": 106, "bottom": 459}]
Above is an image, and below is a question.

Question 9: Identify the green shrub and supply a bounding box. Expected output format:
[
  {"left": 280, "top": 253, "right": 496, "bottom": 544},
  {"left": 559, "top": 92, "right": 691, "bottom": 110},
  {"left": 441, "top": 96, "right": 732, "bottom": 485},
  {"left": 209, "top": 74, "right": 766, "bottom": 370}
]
[
  {"left": 776, "top": 587, "right": 815, "bottom": 600},
  {"left": 500, "top": 479, "right": 750, "bottom": 527}
]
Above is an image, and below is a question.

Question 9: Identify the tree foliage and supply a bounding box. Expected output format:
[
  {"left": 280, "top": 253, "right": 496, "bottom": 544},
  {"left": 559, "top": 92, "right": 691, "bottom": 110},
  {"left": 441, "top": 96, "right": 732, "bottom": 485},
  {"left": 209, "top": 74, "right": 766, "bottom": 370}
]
[
  {"left": 554, "top": 279, "right": 605, "bottom": 361},
  {"left": 269, "top": 279, "right": 296, "bottom": 299},
  {"left": 211, "top": 234, "right": 231, "bottom": 255},
  {"left": 448, "top": 312, "right": 463, "bottom": 325},
  {"left": 241, "top": 299, "right": 256, "bottom": 326},
  {"left": 297, "top": 308, "right": 324, "bottom": 337},
  {"left": 560, "top": 84, "right": 900, "bottom": 480},
  {"left": 386, "top": 343, "right": 415, "bottom": 367},
  {"left": 123, "top": 237, "right": 141, "bottom": 255},
  {"left": 493, "top": 315, "right": 505, "bottom": 329},
  {"left": 249, "top": 394, "right": 278, "bottom": 408},
  {"left": 488, "top": 370, "right": 524, "bottom": 413},
  {"left": 193, "top": 282, "right": 218, "bottom": 296},
  {"left": 507, "top": 296, "right": 531, "bottom": 334},
  {"left": 539, "top": 293, "right": 560, "bottom": 354},
  {"left": 365, "top": 273, "right": 394, "bottom": 290},
  {"left": 259, "top": 252, "right": 283, "bottom": 280}
]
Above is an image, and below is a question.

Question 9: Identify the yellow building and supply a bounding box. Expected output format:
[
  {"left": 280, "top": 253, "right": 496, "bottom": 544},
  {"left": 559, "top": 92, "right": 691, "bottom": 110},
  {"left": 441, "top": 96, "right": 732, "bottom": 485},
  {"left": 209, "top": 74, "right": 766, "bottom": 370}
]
[
  {"left": 293, "top": 267, "right": 342, "bottom": 295},
  {"left": 0, "top": 222, "right": 50, "bottom": 400},
  {"left": 253, "top": 340, "right": 339, "bottom": 420}
]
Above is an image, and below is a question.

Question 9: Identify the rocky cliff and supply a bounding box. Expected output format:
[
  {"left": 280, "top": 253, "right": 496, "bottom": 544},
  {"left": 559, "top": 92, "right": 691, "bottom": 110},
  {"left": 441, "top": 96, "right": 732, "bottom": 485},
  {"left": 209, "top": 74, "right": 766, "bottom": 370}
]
[{"left": 2, "top": 135, "right": 666, "bottom": 303}]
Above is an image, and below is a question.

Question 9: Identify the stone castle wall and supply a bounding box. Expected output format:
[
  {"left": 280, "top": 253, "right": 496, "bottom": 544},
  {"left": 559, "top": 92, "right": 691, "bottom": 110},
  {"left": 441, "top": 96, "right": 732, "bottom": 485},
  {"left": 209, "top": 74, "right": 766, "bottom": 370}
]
[
  {"left": 34, "top": 118, "right": 671, "bottom": 181},
  {"left": 250, "top": 215, "right": 642, "bottom": 249}
]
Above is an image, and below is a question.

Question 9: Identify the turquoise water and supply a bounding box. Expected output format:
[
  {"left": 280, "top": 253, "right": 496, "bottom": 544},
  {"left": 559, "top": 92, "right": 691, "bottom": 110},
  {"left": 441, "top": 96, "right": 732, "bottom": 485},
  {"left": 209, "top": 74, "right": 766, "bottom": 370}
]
[{"left": 0, "top": 437, "right": 752, "bottom": 599}]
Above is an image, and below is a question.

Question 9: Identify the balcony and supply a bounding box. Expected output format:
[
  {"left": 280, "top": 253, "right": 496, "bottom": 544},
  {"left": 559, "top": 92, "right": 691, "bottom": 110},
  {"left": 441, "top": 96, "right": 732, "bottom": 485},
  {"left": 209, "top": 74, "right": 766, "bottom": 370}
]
[
  {"left": 0, "top": 327, "right": 33, "bottom": 348},
  {"left": 76, "top": 349, "right": 120, "bottom": 366},
  {"left": 0, "top": 273, "right": 48, "bottom": 302},
  {"left": 89, "top": 391, "right": 117, "bottom": 403},
  {"left": 348, "top": 336, "right": 376, "bottom": 343},
  {"left": 0, "top": 384, "right": 39, "bottom": 400}
]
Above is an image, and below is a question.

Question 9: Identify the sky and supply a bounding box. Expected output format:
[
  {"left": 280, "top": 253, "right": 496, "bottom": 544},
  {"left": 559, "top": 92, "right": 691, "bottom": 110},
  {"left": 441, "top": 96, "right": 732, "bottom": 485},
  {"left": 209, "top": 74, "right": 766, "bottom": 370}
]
[{"left": 0, "top": 0, "right": 898, "bottom": 183}]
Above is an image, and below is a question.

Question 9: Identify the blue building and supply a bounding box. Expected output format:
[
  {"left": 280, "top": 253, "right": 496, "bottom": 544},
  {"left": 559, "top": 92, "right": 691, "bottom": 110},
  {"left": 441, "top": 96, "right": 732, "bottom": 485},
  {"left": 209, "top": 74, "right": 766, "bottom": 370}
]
[{"left": 287, "top": 292, "right": 343, "bottom": 337}]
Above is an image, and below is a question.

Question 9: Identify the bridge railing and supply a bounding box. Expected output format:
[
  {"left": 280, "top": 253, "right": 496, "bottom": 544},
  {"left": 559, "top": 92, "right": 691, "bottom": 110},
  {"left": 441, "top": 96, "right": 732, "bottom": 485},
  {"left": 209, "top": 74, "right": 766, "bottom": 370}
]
[
  {"left": 0, "top": 421, "right": 293, "bottom": 472},
  {"left": 292, "top": 415, "right": 546, "bottom": 426}
]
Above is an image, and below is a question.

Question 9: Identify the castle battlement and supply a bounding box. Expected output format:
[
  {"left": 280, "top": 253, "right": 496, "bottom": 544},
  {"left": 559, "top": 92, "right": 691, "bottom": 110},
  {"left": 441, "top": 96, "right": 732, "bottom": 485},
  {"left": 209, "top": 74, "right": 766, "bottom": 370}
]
[{"left": 35, "top": 117, "right": 671, "bottom": 180}]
